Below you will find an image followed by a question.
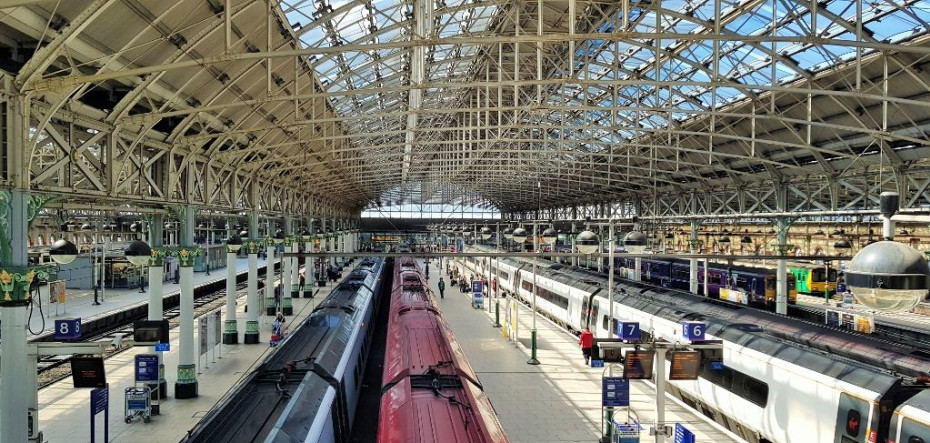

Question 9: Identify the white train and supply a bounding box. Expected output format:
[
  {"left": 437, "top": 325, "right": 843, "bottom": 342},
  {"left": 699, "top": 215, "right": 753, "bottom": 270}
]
[{"left": 452, "top": 252, "right": 930, "bottom": 443}]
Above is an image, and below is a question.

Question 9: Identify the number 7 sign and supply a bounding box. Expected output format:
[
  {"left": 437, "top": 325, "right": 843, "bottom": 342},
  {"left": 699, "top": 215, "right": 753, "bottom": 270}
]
[{"left": 618, "top": 322, "right": 641, "bottom": 341}]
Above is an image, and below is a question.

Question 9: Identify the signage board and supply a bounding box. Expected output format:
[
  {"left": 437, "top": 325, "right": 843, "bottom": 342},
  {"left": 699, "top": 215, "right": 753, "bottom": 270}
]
[
  {"left": 602, "top": 377, "right": 630, "bottom": 407},
  {"left": 668, "top": 351, "right": 702, "bottom": 380},
  {"left": 134, "top": 354, "right": 159, "bottom": 382},
  {"left": 618, "top": 322, "right": 641, "bottom": 341},
  {"left": 591, "top": 359, "right": 604, "bottom": 368},
  {"left": 674, "top": 423, "right": 695, "bottom": 443},
  {"left": 54, "top": 318, "right": 81, "bottom": 340},
  {"left": 90, "top": 386, "right": 109, "bottom": 443},
  {"left": 199, "top": 316, "right": 209, "bottom": 357},
  {"left": 72, "top": 357, "right": 107, "bottom": 388},
  {"left": 623, "top": 350, "right": 654, "bottom": 379},
  {"left": 213, "top": 311, "right": 222, "bottom": 346},
  {"left": 91, "top": 386, "right": 108, "bottom": 415},
  {"left": 472, "top": 280, "right": 484, "bottom": 294},
  {"left": 155, "top": 342, "right": 170, "bottom": 352},
  {"left": 133, "top": 319, "right": 169, "bottom": 344},
  {"left": 709, "top": 360, "right": 725, "bottom": 371},
  {"left": 682, "top": 321, "right": 706, "bottom": 342}
]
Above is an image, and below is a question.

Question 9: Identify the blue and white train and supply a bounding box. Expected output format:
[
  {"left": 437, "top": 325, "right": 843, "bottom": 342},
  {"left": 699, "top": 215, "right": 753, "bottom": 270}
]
[
  {"left": 182, "top": 257, "right": 386, "bottom": 443},
  {"left": 452, "top": 252, "right": 930, "bottom": 443}
]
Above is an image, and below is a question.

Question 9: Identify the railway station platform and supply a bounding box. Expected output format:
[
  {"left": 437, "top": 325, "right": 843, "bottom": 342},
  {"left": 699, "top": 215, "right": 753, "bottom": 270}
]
[
  {"left": 27, "top": 257, "right": 278, "bottom": 338},
  {"left": 423, "top": 259, "right": 743, "bottom": 443},
  {"left": 795, "top": 292, "right": 930, "bottom": 326},
  {"left": 34, "top": 267, "right": 337, "bottom": 443}
]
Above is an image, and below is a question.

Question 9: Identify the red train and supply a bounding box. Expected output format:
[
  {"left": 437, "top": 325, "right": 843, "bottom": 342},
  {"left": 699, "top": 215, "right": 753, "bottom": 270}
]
[{"left": 378, "top": 258, "right": 509, "bottom": 443}]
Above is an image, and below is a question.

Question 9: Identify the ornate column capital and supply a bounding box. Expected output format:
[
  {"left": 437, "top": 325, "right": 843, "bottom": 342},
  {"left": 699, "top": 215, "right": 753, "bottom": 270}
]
[
  {"left": 168, "top": 247, "right": 203, "bottom": 267},
  {"left": 148, "top": 248, "right": 168, "bottom": 266},
  {"left": 0, "top": 266, "right": 51, "bottom": 307}
]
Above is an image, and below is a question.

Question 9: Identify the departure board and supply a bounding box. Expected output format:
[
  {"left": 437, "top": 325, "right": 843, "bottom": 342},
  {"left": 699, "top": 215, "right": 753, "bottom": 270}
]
[
  {"left": 668, "top": 351, "right": 701, "bottom": 380},
  {"left": 623, "top": 350, "right": 654, "bottom": 379},
  {"left": 71, "top": 356, "right": 107, "bottom": 388}
]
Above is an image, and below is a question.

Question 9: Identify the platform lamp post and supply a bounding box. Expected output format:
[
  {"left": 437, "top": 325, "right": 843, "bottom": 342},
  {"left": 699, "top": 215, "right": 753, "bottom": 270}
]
[
  {"left": 222, "top": 234, "right": 242, "bottom": 344},
  {"left": 512, "top": 226, "right": 539, "bottom": 365},
  {"left": 576, "top": 230, "right": 600, "bottom": 324},
  {"left": 480, "top": 226, "right": 493, "bottom": 315}
]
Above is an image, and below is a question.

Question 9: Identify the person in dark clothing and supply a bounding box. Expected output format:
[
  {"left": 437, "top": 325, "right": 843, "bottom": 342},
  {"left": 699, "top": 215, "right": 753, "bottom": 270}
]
[{"left": 437, "top": 278, "right": 445, "bottom": 299}]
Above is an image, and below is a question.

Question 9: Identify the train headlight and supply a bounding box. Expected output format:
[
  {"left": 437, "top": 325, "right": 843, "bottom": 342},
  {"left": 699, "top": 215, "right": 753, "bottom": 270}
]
[{"left": 846, "top": 241, "right": 930, "bottom": 313}]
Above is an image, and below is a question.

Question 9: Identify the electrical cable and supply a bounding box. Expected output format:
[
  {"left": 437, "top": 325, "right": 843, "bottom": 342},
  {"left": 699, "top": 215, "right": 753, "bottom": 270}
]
[{"left": 27, "top": 278, "right": 47, "bottom": 336}]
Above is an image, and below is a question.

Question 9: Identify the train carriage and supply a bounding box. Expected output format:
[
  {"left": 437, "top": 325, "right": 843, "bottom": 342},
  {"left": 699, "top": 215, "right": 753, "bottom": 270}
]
[{"left": 379, "top": 258, "right": 508, "bottom": 443}]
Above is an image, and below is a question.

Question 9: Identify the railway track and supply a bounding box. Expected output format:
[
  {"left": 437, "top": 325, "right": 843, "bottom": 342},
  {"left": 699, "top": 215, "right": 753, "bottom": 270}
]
[{"left": 37, "top": 283, "right": 248, "bottom": 389}]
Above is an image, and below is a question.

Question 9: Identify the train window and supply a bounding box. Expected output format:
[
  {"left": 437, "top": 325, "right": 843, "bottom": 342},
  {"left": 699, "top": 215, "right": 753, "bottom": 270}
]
[
  {"left": 900, "top": 416, "right": 930, "bottom": 443},
  {"left": 699, "top": 365, "right": 767, "bottom": 408},
  {"left": 602, "top": 315, "right": 609, "bottom": 331},
  {"left": 765, "top": 277, "right": 776, "bottom": 290},
  {"left": 710, "top": 274, "right": 722, "bottom": 285}
]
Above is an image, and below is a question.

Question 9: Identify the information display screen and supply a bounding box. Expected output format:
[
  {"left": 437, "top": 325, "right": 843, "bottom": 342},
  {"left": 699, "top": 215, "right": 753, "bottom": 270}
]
[
  {"left": 623, "top": 350, "right": 654, "bottom": 379},
  {"left": 71, "top": 357, "right": 107, "bottom": 388},
  {"left": 668, "top": 351, "right": 701, "bottom": 380}
]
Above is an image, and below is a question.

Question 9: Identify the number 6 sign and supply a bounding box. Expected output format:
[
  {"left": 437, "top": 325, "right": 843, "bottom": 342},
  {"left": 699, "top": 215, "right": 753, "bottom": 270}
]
[
  {"left": 54, "top": 318, "right": 82, "bottom": 340},
  {"left": 682, "top": 321, "right": 705, "bottom": 342}
]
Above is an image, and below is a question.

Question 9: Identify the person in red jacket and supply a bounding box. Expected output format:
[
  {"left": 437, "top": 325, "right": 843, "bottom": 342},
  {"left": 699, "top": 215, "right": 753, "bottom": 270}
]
[{"left": 579, "top": 327, "right": 594, "bottom": 364}]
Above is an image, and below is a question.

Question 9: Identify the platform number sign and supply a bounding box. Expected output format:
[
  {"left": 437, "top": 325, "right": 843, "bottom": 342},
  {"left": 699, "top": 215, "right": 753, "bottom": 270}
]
[
  {"left": 55, "top": 318, "right": 82, "bottom": 340},
  {"left": 682, "top": 321, "right": 705, "bottom": 342},
  {"left": 618, "top": 322, "right": 641, "bottom": 341}
]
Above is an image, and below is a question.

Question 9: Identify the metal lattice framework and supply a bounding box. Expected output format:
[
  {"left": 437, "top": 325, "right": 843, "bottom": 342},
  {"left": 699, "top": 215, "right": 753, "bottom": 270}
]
[{"left": 2, "top": 0, "right": 930, "bottom": 219}]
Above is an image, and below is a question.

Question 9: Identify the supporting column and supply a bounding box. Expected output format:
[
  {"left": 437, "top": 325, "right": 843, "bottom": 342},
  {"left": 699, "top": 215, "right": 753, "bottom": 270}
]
[
  {"left": 775, "top": 218, "right": 790, "bottom": 315},
  {"left": 571, "top": 222, "right": 578, "bottom": 267},
  {"left": 265, "top": 236, "right": 277, "bottom": 316},
  {"left": 689, "top": 220, "right": 700, "bottom": 295},
  {"left": 223, "top": 244, "right": 239, "bottom": 344},
  {"left": 147, "top": 250, "right": 168, "bottom": 398},
  {"left": 244, "top": 238, "right": 261, "bottom": 344},
  {"left": 174, "top": 205, "right": 199, "bottom": 399},
  {"left": 286, "top": 236, "right": 297, "bottom": 314},
  {"left": 175, "top": 247, "right": 199, "bottom": 399},
  {"left": 280, "top": 240, "right": 292, "bottom": 315},
  {"left": 303, "top": 230, "right": 313, "bottom": 298},
  {"left": 0, "top": 189, "right": 34, "bottom": 443}
]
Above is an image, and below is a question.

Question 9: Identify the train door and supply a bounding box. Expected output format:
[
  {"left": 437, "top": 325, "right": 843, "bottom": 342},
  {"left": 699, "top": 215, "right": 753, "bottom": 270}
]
[
  {"left": 645, "top": 263, "right": 652, "bottom": 281},
  {"left": 834, "top": 392, "right": 879, "bottom": 443}
]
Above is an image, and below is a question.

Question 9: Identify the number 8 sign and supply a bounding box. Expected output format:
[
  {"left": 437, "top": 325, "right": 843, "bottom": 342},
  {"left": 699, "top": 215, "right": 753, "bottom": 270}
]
[{"left": 54, "top": 318, "right": 82, "bottom": 340}]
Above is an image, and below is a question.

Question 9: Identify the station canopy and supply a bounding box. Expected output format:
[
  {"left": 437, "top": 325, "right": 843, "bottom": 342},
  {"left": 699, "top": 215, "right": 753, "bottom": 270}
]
[{"left": 4, "top": 0, "right": 930, "bottom": 214}]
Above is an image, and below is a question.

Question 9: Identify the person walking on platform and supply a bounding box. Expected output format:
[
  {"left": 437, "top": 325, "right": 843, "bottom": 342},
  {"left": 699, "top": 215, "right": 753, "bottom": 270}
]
[
  {"left": 437, "top": 278, "right": 446, "bottom": 299},
  {"left": 579, "top": 327, "right": 594, "bottom": 364}
]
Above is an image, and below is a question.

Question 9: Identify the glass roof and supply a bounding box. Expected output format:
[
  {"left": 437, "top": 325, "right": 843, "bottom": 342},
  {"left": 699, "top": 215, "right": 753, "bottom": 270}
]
[{"left": 275, "top": 0, "right": 930, "bottom": 208}]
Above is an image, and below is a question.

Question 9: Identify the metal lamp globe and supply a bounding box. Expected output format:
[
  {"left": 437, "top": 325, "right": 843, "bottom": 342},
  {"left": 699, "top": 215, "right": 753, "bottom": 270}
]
[
  {"left": 226, "top": 234, "right": 243, "bottom": 252},
  {"left": 845, "top": 241, "right": 930, "bottom": 313},
  {"left": 575, "top": 230, "right": 600, "bottom": 254},
  {"left": 542, "top": 227, "right": 557, "bottom": 244},
  {"left": 511, "top": 227, "right": 528, "bottom": 244},
  {"left": 623, "top": 231, "right": 648, "bottom": 254},
  {"left": 503, "top": 227, "right": 514, "bottom": 240},
  {"left": 49, "top": 239, "right": 79, "bottom": 265},
  {"left": 124, "top": 240, "right": 152, "bottom": 267}
]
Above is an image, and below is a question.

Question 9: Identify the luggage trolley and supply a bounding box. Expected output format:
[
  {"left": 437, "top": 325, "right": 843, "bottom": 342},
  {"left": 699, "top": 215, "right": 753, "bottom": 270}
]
[{"left": 124, "top": 387, "right": 152, "bottom": 423}]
